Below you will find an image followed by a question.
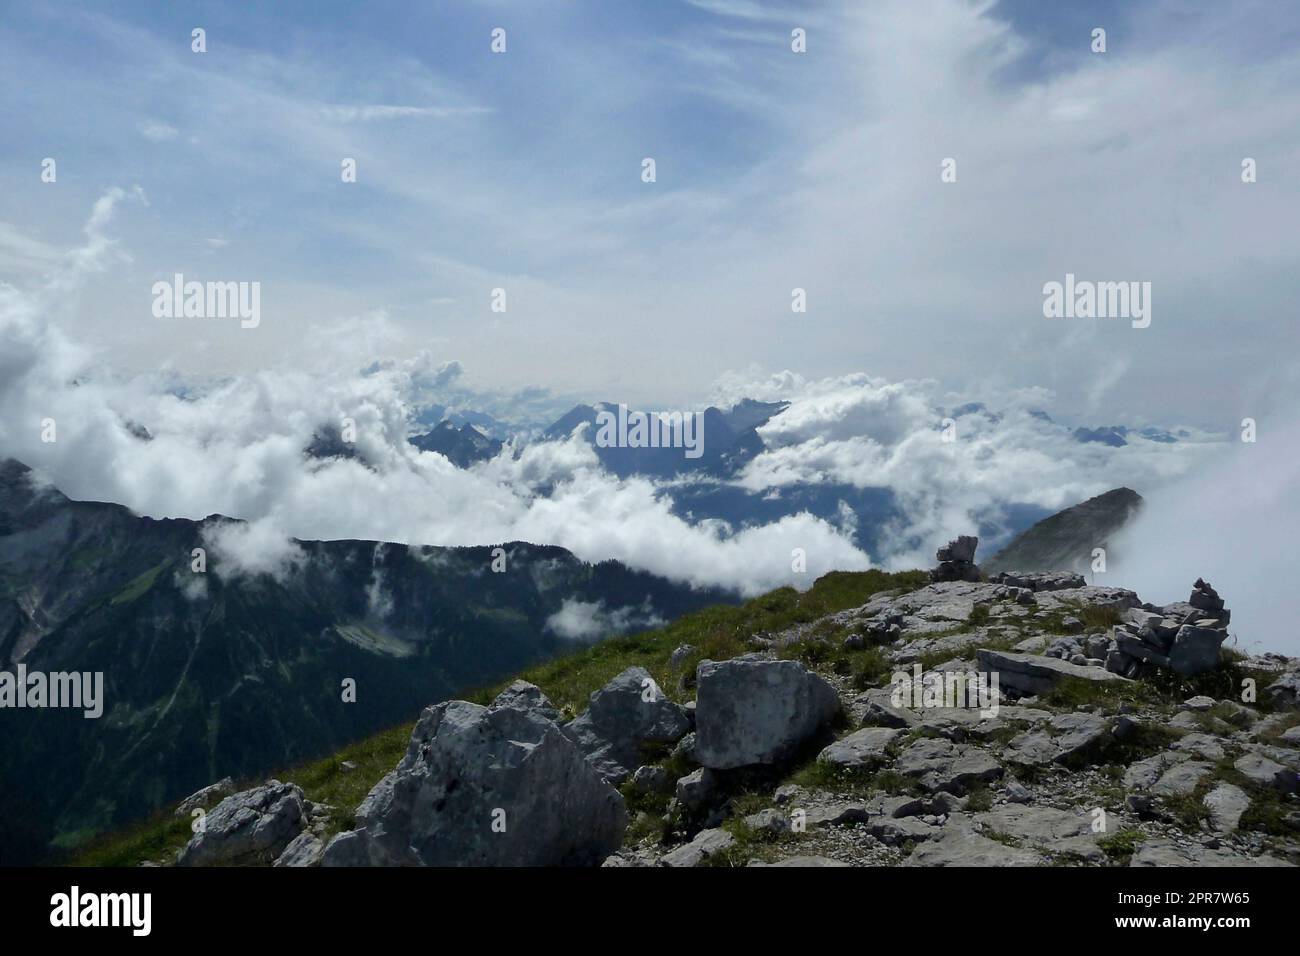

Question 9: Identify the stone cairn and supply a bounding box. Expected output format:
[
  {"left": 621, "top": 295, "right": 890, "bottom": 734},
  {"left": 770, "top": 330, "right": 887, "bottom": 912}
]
[
  {"left": 1106, "top": 577, "right": 1231, "bottom": 678},
  {"left": 930, "top": 535, "right": 981, "bottom": 583}
]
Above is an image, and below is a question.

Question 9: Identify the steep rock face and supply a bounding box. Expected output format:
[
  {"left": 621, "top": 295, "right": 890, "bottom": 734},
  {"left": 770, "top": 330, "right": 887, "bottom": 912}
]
[
  {"left": 0, "top": 459, "right": 728, "bottom": 864},
  {"left": 322, "top": 689, "right": 626, "bottom": 867},
  {"left": 983, "top": 488, "right": 1143, "bottom": 575}
]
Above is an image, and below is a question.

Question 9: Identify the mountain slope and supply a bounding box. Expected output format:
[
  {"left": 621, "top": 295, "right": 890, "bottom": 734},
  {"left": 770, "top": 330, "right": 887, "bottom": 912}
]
[
  {"left": 981, "top": 487, "right": 1143, "bottom": 575},
  {"left": 0, "top": 459, "right": 729, "bottom": 863},
  {"left": 409, "top": 421, "right": 504, "bottom": 467}
]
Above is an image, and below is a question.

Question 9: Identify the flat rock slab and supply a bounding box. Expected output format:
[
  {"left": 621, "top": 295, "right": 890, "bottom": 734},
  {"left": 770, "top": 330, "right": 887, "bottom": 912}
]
[
  {"left": 748, "top": 855, "right": 850, "bottom": 867},
  {"left": 661, "top": 828, "right": 734, "bottom": 867},
  {"left": 1151, "top": 760, "right": 1213, "bottom": 798},
  {"left": 1131, "top": 839, "right": 1294, "bottom": 867},
  {"left": 1123, "top": 752, "right": 1190, "bottom": 790},
  {"left": 976, "top": 649, "right": 1128, "bottom": 697},
  {"left": 973, "top": 805, "right": 1107, "bottom": 862},
  {"left": 1170, "top": 732, "right": 1226, "bottom": 762},
  {"left": 905, "top": 824, "right": 1042, "bottom": 867},
  {"left": 805, "top": 802, "right": 873, "bottom": 828},
  {"left": 895, "top": 738, "right": 1003, "bottom": 793},
  {"left": 818, "top": 727, "right": 903, "bottom": 767},
  {"left": 1234, "top": 752, "right": 1299, "bottom": 793}
]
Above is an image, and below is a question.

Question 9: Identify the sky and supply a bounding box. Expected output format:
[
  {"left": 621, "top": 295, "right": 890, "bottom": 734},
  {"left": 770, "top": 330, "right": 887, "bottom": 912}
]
[
  {"left": 1, "top": 1, "right": 1299, "bottom": 650},
  {"left": 1, "top": 0, "right": 1297, "bottom": 423}
]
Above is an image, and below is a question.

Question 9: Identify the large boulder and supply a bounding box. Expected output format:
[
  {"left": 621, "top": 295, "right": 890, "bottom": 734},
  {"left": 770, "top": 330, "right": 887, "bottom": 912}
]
[
  {"left": 694, "top": 657, "right": 840, "bottom": 769},
  {"left": 563, "top": 666, "right": 691, "bottom": 783},
  {"left": 176, "top": 780, "right": 306, "bottom": 867},
  {"left": 321, "top": 693, "right": 626, "bottom": 867},
  {"left": 1168, "top": 625, "right": 1226, "bottom": 675}
]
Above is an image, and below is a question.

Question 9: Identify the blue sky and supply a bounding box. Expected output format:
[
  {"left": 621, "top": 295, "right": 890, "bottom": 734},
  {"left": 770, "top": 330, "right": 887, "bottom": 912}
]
[{"left": 2, "top": 0, "right": 1298, "bottom": 425}]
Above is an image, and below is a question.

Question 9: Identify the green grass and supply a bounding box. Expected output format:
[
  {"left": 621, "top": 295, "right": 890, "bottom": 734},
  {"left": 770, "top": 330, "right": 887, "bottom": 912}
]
[
  {"left": 1097, "top": 827, "right": 1145, "bottom": 864},
  {"left": 109, "top": 561, "right": 167, "bottom": 606},
  {"left": 1040, "top": 674, "right": 1159, "bottom": 711},
  {"left": 70, "top": 567, "right": 926, "bottom": 867},
  {"left": 470, "top": 568, "right": 926, "bottom": 716},
  {"left": 72, "top": 723, "right": 416, "bottom": 866}
]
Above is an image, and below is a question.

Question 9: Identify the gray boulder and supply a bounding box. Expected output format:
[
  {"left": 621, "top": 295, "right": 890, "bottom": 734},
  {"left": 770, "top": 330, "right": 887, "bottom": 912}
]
[
  {"left": 273, "top": 832, "right": 324, "bottom": 868},
  {"left": 1203, "top": 783, "right": 1251, "bottom": 832},
  {"left": 817, "top": 727, "right": 902, "bottom": 768},
  {"left": 694, "top": 658, "right": 839, "bottom": 769},
  {"left": 674, "top": 767, "right": 720, "bottom": 813},
  {"left": 1266, "top": 670, "right": 1300, "bottom": 708},
  {"left": 629, "top": 765, "right": 671, "bottom": 795},
  {"left": 1168, "top": 625, "right": 1225, "bottom": 676},
  {"left": 661, "top": 827, "right": 734, "bottom": 867},
  {"left": 321, "top": 698, "right": 626, "bottom": 866},
  {"left": 1234, "top": 752, "right": 1299, "bottom": 793},
  {"left": 175, "top": 777, "right": 237, "bottom": 817},
  {"left": 176, "top": 780, "right": 306, "bottom": 867},
  {"left": 563, "top": 666, "right": 691, "bottom": 783},
  {"left": 490, "top": 680, "right": 561, "bottom": 722}
]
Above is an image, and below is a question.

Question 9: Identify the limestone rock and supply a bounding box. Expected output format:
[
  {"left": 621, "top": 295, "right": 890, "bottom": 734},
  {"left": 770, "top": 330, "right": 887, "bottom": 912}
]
[
  {"left": 175, "top": 777, "right": 237, "bottom": 817},
  {"left": 1203, "top": 783, "right": 1250, "bottom": 832},
  {"left": 976, "top": 648, "right": 1127, "bottom": 697},
  {"left": 490, "top": 680, "right": 561, "bottom": 722},
  {"left": 661, "top": 827, "right": 734, "bottom": 867},
  {"left": 563, "top": 666, "right": 691, "bottom": 783},
  {"left": 321, "top": 698, "right": 625, "bottom": 867},
  {"left": 273, "top": 832, "right": 324, "bottom": 868},
  {"left": 694, "top": 658, "right": 839, "bottom": 769},
  {"left": 817, "top": 727, "right": 902, "bottom": 768},
  {"left": 177, "top": 780, "right": 306, "bottom": 867}
]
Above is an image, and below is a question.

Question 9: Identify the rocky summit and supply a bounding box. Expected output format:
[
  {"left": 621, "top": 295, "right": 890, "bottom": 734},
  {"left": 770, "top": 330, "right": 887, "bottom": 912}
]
[{"left": 153, "top": 547, "right": 1300, "bottom": 869}]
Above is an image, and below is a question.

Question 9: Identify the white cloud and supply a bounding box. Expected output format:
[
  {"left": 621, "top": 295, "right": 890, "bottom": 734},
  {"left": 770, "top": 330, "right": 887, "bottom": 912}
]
[{"left": 545, "top": 598, "right": 666, "bottom": 642}]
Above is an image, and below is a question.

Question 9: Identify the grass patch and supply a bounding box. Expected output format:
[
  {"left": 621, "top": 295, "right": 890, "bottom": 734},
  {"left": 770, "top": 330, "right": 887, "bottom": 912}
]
[
  {"left": 109, "top": 561, "right": 167, "bottom": 606},
  {"left": 1040, "top": 674, "right": 1159, "bottom": 712},
  {"left": 1097, "top": 827, "right": 1145, "bottom": 864},
  {"left": 472, "top": 568, "right": 927, "bottom": 716}
]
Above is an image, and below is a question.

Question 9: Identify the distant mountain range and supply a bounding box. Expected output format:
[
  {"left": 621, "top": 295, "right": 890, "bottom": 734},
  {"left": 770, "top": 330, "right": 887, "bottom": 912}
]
[
  {"left": 540, "top": 398, "right": 789, "bottom": 480},
  {"left": 0, "top": 459, "right": 729, "bottom": 864},
  {"left": 409, "top": 421, "right": 504, "bottom": 468},
  {"left": 382, "top": 399, "right": 1174, "bottom": 563}
]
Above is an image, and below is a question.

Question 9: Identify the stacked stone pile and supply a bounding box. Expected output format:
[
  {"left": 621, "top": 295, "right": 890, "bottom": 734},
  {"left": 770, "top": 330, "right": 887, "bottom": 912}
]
[
  {"left": 930, "top": 535, "right": 981, "bottom": 583},
  {"left": 1106, "top": 578, "right": 1231, "bottom": 678}
]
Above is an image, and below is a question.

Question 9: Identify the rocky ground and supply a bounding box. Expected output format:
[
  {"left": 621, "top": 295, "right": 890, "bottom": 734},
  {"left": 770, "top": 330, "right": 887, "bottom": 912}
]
[{"left": 161, "top": 551, "right": 1300, "bottom": 868}]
